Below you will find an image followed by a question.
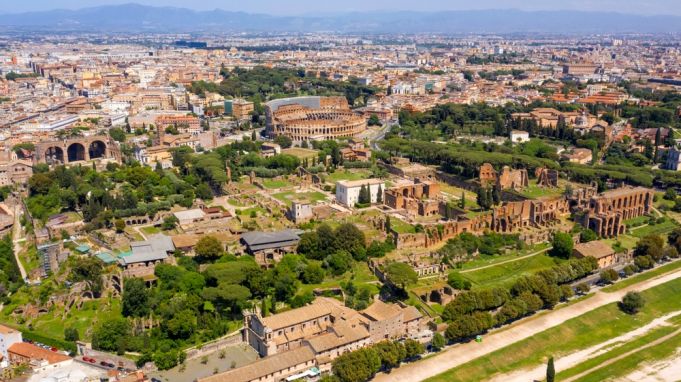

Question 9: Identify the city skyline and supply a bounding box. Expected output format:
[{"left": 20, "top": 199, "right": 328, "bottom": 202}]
[{"left": 3, "top": 0, "right": 681, "bottom": 16}]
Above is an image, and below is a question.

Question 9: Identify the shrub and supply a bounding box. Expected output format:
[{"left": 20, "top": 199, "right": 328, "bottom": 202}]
[{"left": 619, "top": 291, "right": 645, "bottom": 314}]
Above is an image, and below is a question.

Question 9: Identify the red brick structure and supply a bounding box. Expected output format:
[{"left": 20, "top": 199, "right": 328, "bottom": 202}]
[{"left": 578, "top": 187, "right": 654, "bottom": 237}]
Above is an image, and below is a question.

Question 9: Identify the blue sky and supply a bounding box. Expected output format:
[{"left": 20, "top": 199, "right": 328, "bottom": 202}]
[{"left": 3, "top": 0, "right": 679, "bottom": 15}]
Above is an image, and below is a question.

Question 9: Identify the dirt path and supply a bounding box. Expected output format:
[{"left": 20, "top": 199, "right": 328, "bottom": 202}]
[
  {"left": 372, "top": 267, "right": 681, "bottom": 382},
  {"left": 12, "top": 205, "right": 27, "bottom": 281},
  {"left": 459, "top": 247, "right": 551, "bottom": 274},
  {"left": 615, "top": 349, "right": 681, "bottom": 381},
  {"left": 562, "top": 327, "right": 681, "bottom": 382},
  {"left": 488, "top": 311, "right": 681, "bottom": 382}
]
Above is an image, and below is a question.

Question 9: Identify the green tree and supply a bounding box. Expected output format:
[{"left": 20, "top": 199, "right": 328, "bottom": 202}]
[
  {"left": 620, "top": 291, "right": 645, "bottom": 314},
  {"left": 447, "top": 272, "right": 472, "bottom": 290},
  {"left": 403, "top": 339, "right": 425, "bottom": 360},
  {"left": 431, "top": 332, "right": 446, "bottom": 351},
  {"left": 161, "top": 215, "right": 179, "bottom": 231},
  {"left": 384, "top": 262, "right": 418, "bottom": 289},
  {"left": 274, "top": 135, "right": 293, "bottom": 149},
  {"left": 374, "top": 341, "right": 406, "bottom": 370},
  {"left": 376, "top": 185, "right": 383, "bottom": 204},
  {"left": 580, "top": 229, "right": 598, "bottom": 243},
  {"left": 599, "top": 269, "right": 619, "bottom": 284},
  {"left": 332, "top": 347, "right": 381, "bottom": 382},
  {"left": 114, "top": 218, "right": 126, "bottom": 233},
  {"left": 302, "top": 262, "right": 325, "bottom": 284},
  {"left": 64, "top": 327, "right": 79, "bottom": 342},
  {"left": 547, "top": 356, "right": 555, "bottom": 382},
  {"left": 92, "top": 317, "right": 131, "bottom": 352},
  {"left": 122, "top": 278, "right": 150, "bottom": 317},
  {"left": 549, "top": 232, "right": 574, "bottom": 259},
  {"left": 195, "top": 236, "right": 224, "bottom": 261},
  {"left": 69, "top": 257, "right": 104, "bottom": 297},
  {"left": 368, "top": 114, "right": 381, "bottom": 126}
]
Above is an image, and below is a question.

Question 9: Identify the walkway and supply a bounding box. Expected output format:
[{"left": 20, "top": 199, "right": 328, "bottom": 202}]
[
  {"left": 459, "top": 247, "right": 551, "bottom": 274},
  {"left": 563, "top": 326, "right": 681, "bottom": 382},
  {"left": 12, "top": 205, "right": 27, "bottom": 281},
  {"left": 373, "top": 267, "right": 681, "bottom": 382}
]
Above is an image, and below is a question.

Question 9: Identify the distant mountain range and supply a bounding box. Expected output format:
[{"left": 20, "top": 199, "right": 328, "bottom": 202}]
[{"left": 2, "top": 3, "right": 681, "bottom": 34}]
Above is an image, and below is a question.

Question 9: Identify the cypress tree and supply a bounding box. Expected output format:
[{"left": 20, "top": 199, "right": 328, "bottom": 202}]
[{"left": 546, "top": 356, "right": 555, "bottom": 382}]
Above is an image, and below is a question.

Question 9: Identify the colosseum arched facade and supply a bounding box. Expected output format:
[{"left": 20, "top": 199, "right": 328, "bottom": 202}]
[{"left": 265, "top": 96, "right": 367, "bottom": 141}]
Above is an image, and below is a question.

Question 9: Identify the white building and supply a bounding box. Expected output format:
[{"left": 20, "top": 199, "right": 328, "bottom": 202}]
[
  {"left": 0, "top": 324, "right": 23, "bottom": 363},
  {"left": 335, "top": 179, "right": 385, "bottom": 207},
  {"left": 510, "top": 130, "right": 530, "bottom": 144}
]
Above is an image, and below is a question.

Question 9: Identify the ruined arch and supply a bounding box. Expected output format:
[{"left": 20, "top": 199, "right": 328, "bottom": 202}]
[
  {"left": 88, "top": 140, "right": 107, "bottom": 159},
  {"left": 67, "top": 143, "right": 86, "bottom": 162},
  {"left": 45, "top": 146, "right": 64, "bottom": 165}
]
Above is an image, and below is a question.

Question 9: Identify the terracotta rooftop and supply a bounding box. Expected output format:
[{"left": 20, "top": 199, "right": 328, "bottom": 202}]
[
  {"left": 261, "top": 298, "right": 338, "bottom": 330},
  {"left": 361, "top": 300, "right": 402, "bottom": 322},
  {"left": 198, "top": 346, "right": 315, "bottom": 382},
  {"left": 0, "top": 324, "right": 18, "bottom": 335},
  {"left": 8, "top": 342, "right": 71, "bottom": 364},
  {"left": 573, "top": 241, "right": 615, "bottom": 259}
]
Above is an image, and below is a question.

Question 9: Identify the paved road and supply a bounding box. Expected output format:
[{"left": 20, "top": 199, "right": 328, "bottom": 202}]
[
  {"left": 12, "top": 205, "right": 27, "bottom": 281},
  {"left": 373, "top": 266, "right": 681, "bottom": 382}
]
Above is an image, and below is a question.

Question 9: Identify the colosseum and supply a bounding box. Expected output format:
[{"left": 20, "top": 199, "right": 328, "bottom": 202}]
[{"left": 265, "top": 96, "right": 367, "bottom": 141}]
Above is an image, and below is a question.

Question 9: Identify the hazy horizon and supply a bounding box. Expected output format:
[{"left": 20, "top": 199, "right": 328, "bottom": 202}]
[{"left": 3, "top": 0, "right": 681, "bottom": 16}]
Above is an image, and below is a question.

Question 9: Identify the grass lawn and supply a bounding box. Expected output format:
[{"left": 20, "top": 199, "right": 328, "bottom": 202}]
[
  {"left": 425, "top": 276, "right": 681, "bottom": 382},
  {"left": 227, "top": 198, "right": 246, "bottom": 207},
  {"left": 602, "top": 234, "right": 639, "bottom": 252},
  {"left": 272, "top": 191, "right": 327, "bottom": 207},
  {"left": 20, "top": 245, "right": 41, "bottom": 275},
  {"left": 141, "top": 226, "right": 160, "bottom": 235},
  {"left": 460, "top": 254, "right": 561, "bottom": 289},
  {"left": 389, "top": 218, "right": 416, "bottom": 234},
  {"left": 281, "top": 147, "right": 319, "bottom": 161},
  {"left": 556, "top": 324, "right": 679, "bottom": 381},
  {"left": 624, "top": 215, "right": 651, "bottom": 227},
  {"left": 630, "top": 218, "right": 678, "bottom": 238},
  {"left": 326, "top": 169, "right": 371, "bottom": 184},
  {"left": 517, "top": 184, "right": 564, "bottom": 199},
  {"left": 297, "top": 262, "right": 379, "bottom": 296},
  {"left": 3, "top": 298, "right": 121, "bottom": 343},
  {"left": 457, "top": 243, "right": 551, "bottom": 272},
  {"left": 570, "top": 328, "right": 681, "bottom": 382},
  {"left": 261, "top": 179, "right": 291, "bottom": 189}
]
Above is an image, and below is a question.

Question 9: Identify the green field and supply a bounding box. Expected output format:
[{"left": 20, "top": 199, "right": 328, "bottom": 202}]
[
  {"left": 2, "top": 298, "right": 121, "bottom": 343},
  {"left": 569, "top": 328, "right": 681, "bottom": 382},
  {"left": 458, "top": 244, "right": 551, "bottom": 272},
  {"left": 630, "top": 218, "right": 678, "bottom": 238},
  {"left": 425, "top": 274, "right": 681, "bottom": 382},
  {"left": 297, "top": 262, "right": 379, "bottom": 296},
  {"left": 517, "top": 184, "right": 565, "bottom": 199},
  {"left": 272, "top": 191, "right": 327, "bottom": 207},
  {"left": 326, "top": 169, "right": 371, "bottom": 184},
  {"left": 261, "top": 179, "right": 292, "bottom": 189},
  {"left": 389, "top": 218, "right": 416, "bottom": 234},
  {"left": 556, "top": 323, "right": 680, "bottom": 381},
  {"left": 141, "top": 226, "right": 161, "bottom": 235},
  {"left": 461, "top": 254, "right": 561, "bottom": 289}
]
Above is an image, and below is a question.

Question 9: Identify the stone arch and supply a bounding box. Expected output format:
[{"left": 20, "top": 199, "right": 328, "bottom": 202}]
[
  {"left": 67, "top": 142, "right": 86, "bottom": 162},
  {"left": 45, "top": 146, "right": 65, "bottom": 165},
  {"left": 88, "top": 140, "right": 107, "bottom": 159}
]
